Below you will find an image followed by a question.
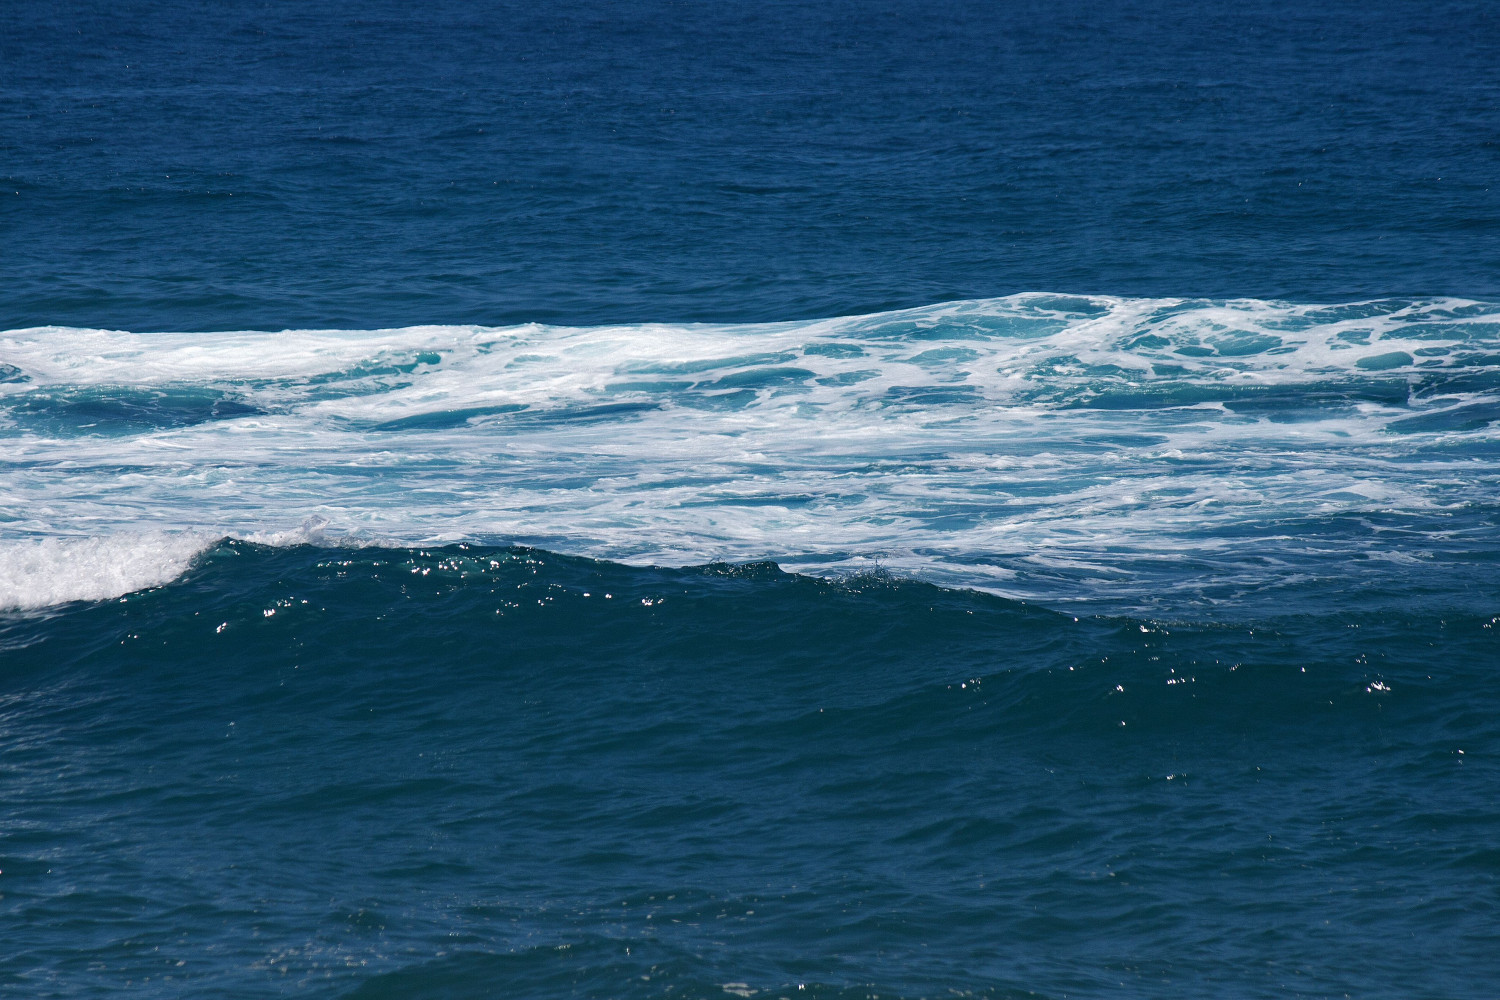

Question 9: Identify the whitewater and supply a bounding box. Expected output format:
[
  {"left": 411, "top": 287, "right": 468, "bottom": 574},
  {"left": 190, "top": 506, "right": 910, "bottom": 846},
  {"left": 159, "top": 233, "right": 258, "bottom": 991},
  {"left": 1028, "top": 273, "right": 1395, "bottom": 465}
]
[{"left": 3, "top": 294, "right": 1499, "bottom": 612}]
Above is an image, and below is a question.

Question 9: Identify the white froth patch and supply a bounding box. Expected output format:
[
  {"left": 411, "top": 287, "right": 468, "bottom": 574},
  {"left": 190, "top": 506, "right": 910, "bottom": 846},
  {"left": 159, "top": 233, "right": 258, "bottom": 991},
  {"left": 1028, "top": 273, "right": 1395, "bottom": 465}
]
[
  {"left": 1, "top": 295, "right": 1498, "bottom": 607},
  {"left": 0, "top": 532, "right": 215, "bottom": 611}
]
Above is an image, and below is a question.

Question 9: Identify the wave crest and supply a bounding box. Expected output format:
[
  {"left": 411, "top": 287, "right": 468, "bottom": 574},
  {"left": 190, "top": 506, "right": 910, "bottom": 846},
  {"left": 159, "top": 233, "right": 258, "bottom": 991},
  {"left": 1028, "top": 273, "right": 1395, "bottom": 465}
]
[
  {"left": 2, "top": 295, "right": 1498, "bottom": 611},
  {"left": 0, "top": 532, "right": 216, "bottom": 611}
]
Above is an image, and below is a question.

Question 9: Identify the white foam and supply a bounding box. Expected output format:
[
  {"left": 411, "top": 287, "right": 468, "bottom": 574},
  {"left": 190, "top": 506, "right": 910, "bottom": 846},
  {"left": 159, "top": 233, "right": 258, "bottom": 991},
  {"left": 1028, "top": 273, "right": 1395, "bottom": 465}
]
[
  {"left": 0, "top": 532, "right": 217, "bottom": 611},
  {"left": 0, "top": 294, "right": 1489, "bottom": 395},
  {"left": 2, "top": 294, "right": 1498, "bottom": 608}
]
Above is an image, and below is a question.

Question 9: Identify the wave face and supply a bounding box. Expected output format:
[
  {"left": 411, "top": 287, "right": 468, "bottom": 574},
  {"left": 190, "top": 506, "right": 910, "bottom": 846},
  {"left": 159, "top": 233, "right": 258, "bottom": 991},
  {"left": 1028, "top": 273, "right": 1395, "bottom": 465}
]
[
  {"left": 3, "top": 295, "right": 1500, "bottom": 612},
  {"left": 2, "top": 542, "right": 1497, "bottom": 999}
]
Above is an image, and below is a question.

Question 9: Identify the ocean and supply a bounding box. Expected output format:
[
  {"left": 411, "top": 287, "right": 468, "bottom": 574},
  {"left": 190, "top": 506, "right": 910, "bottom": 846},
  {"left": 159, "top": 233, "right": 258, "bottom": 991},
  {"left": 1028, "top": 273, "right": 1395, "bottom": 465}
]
[{"left": 3, "top": 1, "right": 1499, "bottom": 997}]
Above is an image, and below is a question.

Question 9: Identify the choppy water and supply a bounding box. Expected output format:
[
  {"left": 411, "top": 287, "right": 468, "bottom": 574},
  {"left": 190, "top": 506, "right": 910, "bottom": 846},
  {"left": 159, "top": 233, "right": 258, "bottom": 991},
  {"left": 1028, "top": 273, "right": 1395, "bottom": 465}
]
[
  {"left": 4, "top": 296, "right": 1500, "bottom": 614},
  {"left": 6, "top": 0, "right": 1500, "bottom": 996}
]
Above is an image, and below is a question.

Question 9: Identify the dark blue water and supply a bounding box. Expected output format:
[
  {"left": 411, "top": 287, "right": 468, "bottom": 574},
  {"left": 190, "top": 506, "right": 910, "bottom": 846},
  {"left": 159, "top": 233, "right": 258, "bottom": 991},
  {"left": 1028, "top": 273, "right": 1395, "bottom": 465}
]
[
  {"left": 4, "top": 0, "right": 1500, "bottom": 331},
  {"left": 4, "top": 2, "right": 1500, "bottom": 997},
  {"left": 4, "top": 545, "right": 1498, "bottom": 997}
]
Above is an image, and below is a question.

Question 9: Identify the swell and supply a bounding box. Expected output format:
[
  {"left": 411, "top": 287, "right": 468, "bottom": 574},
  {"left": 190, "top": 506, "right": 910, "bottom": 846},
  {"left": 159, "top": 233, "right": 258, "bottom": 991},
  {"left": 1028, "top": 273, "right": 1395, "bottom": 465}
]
[
  {"left": 4, "top": 540, "right": 1494, "bottom": 717},
  {"left": 2, "top": 542, "right": 1497, "bottom": 997}
]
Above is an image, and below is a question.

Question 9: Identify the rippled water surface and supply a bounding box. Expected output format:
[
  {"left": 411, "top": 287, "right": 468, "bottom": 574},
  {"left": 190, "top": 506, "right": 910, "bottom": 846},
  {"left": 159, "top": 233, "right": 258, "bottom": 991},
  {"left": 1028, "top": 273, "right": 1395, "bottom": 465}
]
[
  {"left": 4, "top": 0, "right": 1500, "bottom": 996},
  {"left": 4, "top": 545, "right": 1498, "bottom": 997}
]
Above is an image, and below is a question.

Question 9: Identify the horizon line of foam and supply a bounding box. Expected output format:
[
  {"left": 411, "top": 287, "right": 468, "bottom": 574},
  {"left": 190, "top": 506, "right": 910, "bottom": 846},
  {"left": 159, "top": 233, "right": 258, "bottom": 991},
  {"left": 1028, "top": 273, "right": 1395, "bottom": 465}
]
[
  {"left": 3, "top": 292, "right": 1498, "bottom": 394},
  {"left": 4, "top": 291, "right": 1499, "bottom": 338}
]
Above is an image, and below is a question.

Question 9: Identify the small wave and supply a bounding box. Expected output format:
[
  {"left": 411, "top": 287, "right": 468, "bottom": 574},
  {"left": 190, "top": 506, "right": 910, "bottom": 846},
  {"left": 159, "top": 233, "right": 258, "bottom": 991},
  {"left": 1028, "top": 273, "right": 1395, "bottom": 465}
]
[
  {"left": 0, "top": 532, "right": 217, "bottom": 611},
  {"left": 0, "top": 518, "right": 384, "bottom": 611}
]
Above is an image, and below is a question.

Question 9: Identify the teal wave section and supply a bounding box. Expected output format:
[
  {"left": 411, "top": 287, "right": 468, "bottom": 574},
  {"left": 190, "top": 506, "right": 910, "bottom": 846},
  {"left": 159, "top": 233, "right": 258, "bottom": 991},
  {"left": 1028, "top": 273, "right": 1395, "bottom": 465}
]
[{"left": 2, "top": 542, "right": 1496, "bottom": 997}]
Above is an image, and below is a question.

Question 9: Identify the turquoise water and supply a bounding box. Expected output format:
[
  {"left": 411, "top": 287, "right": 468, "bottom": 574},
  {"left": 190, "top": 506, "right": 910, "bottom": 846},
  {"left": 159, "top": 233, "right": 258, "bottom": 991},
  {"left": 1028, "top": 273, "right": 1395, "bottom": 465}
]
[{"left": 5, "top": 1, "right": 1500, "bottom": 996}]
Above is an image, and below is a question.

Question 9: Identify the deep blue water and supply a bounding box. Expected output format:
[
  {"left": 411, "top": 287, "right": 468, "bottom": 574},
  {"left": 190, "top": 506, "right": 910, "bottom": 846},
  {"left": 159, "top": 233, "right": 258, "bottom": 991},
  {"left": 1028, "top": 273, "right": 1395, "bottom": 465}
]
[
  {"left": 4, "top": 545, "right": 1498, "bottom": 998},
  {"left": 4, "top": 2, "right": 1500, "bottom": 997},
  {"left": 5, "top": 0, "right": 1500, "bottom": 330}
]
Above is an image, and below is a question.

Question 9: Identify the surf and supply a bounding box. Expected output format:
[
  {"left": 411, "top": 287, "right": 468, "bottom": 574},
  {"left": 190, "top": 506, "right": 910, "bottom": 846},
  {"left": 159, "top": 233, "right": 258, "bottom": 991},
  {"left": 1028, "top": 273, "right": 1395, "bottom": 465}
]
[{"left": 2, "top": 295, "right": 1498, "bottom": 612}]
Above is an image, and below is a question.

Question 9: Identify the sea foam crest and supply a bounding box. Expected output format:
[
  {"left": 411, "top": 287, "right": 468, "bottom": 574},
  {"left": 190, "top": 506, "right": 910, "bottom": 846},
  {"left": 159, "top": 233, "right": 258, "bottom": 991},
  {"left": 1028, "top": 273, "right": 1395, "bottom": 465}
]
[
  {"left": 3, "top": 295, "right": 1497, "bottom": 428},
  {"left": 0, "top": 533, "right": 216, "bottom": 611},
  {"left": 2, "top": 295, "right": 1499, "bottom": 610}
]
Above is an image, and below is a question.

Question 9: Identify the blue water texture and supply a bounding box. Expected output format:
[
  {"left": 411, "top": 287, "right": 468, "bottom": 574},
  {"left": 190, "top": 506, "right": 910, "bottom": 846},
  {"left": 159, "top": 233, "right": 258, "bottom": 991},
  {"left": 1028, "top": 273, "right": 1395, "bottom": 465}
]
[{"left": 3, "top": 1, "right": 1500, "bottom": 997}]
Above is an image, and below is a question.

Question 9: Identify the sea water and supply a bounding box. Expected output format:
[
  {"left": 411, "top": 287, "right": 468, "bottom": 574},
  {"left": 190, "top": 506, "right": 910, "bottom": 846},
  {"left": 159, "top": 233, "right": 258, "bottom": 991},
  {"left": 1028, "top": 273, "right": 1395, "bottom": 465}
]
[{"left": 3, "top": 1, "right": 1499, "bottom": 997}]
